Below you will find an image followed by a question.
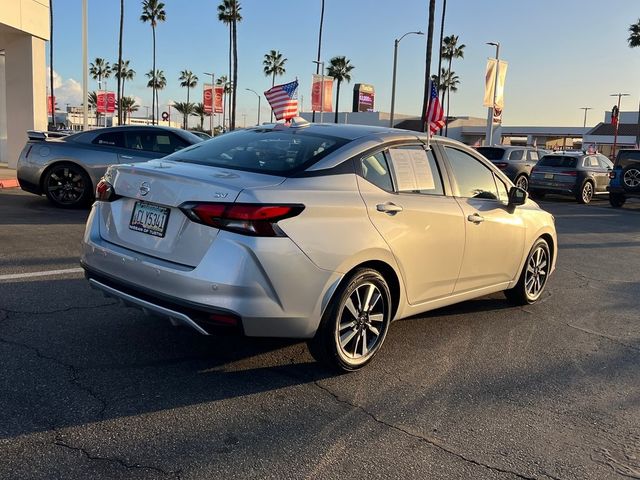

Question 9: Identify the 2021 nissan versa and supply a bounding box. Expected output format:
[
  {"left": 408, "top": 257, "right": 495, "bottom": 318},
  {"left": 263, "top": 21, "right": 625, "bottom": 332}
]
[{"left": 81, "top": 122, "right": 557, "bottom": 371}]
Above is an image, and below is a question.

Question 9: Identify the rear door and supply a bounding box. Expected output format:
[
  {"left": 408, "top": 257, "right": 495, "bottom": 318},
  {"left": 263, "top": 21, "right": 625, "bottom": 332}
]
[
  {"left": 590, "top": 155, "right": 611, "bottom": 191},
  {"left": 357, "top": 144, "right": 465, "bottom": 304},
  {"left": 441, "top": 145, "right": 526, "bottom": 293}
]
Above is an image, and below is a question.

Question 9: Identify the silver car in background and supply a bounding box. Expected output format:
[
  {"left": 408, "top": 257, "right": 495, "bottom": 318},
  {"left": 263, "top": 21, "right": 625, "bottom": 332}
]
[
  {"left": 17, "top": 126, "right": 203, "bottom": 208},
  {"left": 81, "top": 122, "right": 557, "bottom": 371}
]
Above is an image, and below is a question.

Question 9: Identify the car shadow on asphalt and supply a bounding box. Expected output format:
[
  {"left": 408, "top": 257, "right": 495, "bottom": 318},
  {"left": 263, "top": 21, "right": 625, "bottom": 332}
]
[{"left": 0, "top": 190, "right": 90, "bottom": 226}]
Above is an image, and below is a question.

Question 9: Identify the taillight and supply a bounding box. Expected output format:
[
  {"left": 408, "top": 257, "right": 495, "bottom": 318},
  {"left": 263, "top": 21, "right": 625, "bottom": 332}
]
[
  {"left": 561, "top": 171, "right": 578, "bottom": 176},
  {"left": 95, "top": 179, "right": 118, "bottom": 202},
  {"left": 180, "top": 202, "right": 305, "bottom": 237},
  {"left": 494, "top": 162, "right": 508, "bottom": 169},
  {"left": 609, "top": 171, "right": 616, "bottom": 179}
]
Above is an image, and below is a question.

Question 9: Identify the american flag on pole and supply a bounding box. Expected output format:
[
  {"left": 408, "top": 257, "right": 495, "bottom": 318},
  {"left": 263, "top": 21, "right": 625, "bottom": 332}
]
[
  {"left": 425, "top": 81, "right": 445, "bottom": 134},
  {"left": 264, "top": 80, "right": 299, "bottom": 121}
]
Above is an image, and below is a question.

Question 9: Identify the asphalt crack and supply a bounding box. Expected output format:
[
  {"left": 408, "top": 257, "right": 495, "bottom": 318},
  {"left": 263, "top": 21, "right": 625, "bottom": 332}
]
[
  {"left": 55, "top": 438, "right": 182, "bottom": 478},
  {"left": 312, "top": 380, "right": 562, "bottom": 480}
]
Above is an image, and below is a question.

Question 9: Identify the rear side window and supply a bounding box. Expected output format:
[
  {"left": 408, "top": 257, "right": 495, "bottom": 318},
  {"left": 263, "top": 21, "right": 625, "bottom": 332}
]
[
  {"left": 598, "top": 155, "right": 613, "bottom": 169},
  {"left": 386, "top": 147, "right": 444, "bottom": 196},
  {"left": 92, "top": 131, "right": 124, "bottom": 148},
  {"left": 445, "top": 147, "right": 499, "bottom": 200},
  {"left": 475, "top": 147, "right": 506, "bottom": 160},
  {"left": 509, "top": 150, "right": 524, "bottom": 160},
  {"left": 361, "top": 152, "right": 393, "bottom": 192},
  {"left": 584, "top": 156, "right": 600, "bottom": 168},
  {"left": 166, "top": 129, "right": 347, "bottom": 175},
  {"left": 538, "top": 156, "right": 578, "bottom": 168},
  {"left": 529, "top": 151, "right": 539, "bottom": 161}
]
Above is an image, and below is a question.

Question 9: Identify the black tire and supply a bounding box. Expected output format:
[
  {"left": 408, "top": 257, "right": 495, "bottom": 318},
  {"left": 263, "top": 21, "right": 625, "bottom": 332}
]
[
  {"left": 43, "top": 163, "right": 92, "bottom": 208},
  {"left": 576, "top": 180, "right": 594, "bottom": 204},
  {"left": 307, "top": 268, "right": 392, "bottom": 372},
  {"left": 529, "top": 189, "right": 546, "bottom": 200},
  {"left": 609, "top": 193, "right": 626, "bottom": 208},
  {"left": 504, "top": 238, "right": 551, "bottom": 305},
  {"left": 622, "top": 165, "right": 640, "bottom": 193},
  {"left": 514, "top": 174, "right": 529, "bottom": 191}
]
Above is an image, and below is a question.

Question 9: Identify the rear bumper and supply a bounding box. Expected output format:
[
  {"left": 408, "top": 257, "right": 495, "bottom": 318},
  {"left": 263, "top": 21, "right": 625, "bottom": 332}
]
[
  {"left": 529, "top": 181, "right": 576, "bottom": 195},
  {"left": 81, "top": 205, "right": 342, "bottom": 339}
]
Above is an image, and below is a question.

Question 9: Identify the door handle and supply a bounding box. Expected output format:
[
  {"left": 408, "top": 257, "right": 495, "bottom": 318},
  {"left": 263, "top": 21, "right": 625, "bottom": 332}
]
[
  {"left": 376, "top": 202, "right": 403, "bottom": 214},
  {"left": 467, "top": 213, "right": 484, "bottom": 224},
  {"left": 120, "top": 155, "right": 134, "bottom": 160}
]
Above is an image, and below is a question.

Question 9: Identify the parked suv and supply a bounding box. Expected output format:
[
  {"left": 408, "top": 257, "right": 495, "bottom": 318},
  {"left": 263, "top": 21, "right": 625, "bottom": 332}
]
[
  {"left": 475, "top": 146, "right": 541, "bottom": 191},
  {"left": 529, "top": 152, "right": 613, "bottom": 204},
  {"left": 608, "top": 149, "right": 640, "bottom": 207}
]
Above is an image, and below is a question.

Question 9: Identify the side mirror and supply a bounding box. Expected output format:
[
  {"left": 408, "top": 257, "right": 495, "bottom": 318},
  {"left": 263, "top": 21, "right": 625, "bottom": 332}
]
[{"left": 508, "top": 186, "right": 527, "bottom": 207}]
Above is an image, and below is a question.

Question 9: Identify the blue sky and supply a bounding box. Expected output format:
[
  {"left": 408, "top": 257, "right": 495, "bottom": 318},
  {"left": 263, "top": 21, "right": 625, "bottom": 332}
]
[{"left": 50, "top": 0, "right": 640, "bottom": 127}]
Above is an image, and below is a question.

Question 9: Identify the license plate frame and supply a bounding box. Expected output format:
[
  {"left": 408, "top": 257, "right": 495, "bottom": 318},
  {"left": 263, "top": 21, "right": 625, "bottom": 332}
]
[{"left": 129, "top": 201, "right": 171, "bottom": 238}]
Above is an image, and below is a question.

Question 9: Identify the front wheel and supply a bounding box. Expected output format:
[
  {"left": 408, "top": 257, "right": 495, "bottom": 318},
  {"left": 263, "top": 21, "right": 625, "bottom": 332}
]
[
  {"left": 609, "top": 193, "right": 626, "bottom": 208},
  {"left": 576, "top": 181, "right": 594, "bottom": 204},
  {"left": 504, "top": 238, "right": 551, "bottom": 305},
  {"left": 43, "top": 163, "right": 92, "bottom": 208},
  {"left": 308, "top": 268, "right": 392, "bottom": 372}
]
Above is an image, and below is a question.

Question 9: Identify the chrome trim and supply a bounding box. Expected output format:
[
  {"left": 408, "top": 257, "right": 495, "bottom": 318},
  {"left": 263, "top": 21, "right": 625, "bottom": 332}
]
[{"left": 88, "top": 278, "right": 210, "bottom": 335}]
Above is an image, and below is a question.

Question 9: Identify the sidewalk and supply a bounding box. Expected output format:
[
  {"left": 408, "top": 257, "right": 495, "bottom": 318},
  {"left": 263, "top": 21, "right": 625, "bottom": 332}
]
[{"left": 0, "top": 163, "right": 19, "bottom": 189}]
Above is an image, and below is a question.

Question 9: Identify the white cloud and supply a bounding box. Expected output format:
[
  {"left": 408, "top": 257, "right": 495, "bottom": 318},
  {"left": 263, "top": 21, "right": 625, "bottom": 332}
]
[{"left": 47, "top": 68, "right": 82, "bottom": 108}]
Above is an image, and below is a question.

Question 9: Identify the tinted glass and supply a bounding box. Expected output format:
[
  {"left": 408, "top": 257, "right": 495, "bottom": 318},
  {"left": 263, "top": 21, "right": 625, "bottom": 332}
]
[
  {"left": 361, "top": 152, "right": 393, "bottom": 192},
  {"left": 509, "top": 150, "right": 524, "bottom": 160},
  {"left": 538, "top": 155, "right": 578, "bottom": 168},
  {"left": 598, "top": 155, "right": 613, "bottom": 169},
  {"left": 124, "top": 131, "right": 189, "bottom": 154},
  {"left": 475, "top": 147, "right": 506, "bottom": 160},
  {"left": 92, "top": 131, "right": 124, "bottom": 148},
  {"left": 615, "top": 150, "right": 640, "bottom": 168},
  {"left": 166, "top": 129, "right": 346, "bottom": 175},
  {"left": 445, "top": 147, "right": 499, "bottom": 200}
]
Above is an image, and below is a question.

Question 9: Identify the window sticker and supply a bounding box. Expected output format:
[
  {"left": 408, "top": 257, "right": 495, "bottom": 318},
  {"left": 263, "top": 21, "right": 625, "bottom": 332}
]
[{"left": 387, "top": 148, "right": 435, "bottom": 191}]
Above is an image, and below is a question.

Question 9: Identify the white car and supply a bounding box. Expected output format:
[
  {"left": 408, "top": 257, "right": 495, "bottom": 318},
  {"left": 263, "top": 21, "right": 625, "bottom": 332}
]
[{"left": 81, "top": 122, "right": 557, "bottom": 371}]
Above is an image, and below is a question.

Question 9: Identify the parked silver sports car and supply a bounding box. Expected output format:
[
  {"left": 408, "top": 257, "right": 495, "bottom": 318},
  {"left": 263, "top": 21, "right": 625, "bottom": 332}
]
[
  {"left": 81, "top": 121, "right": 557, "bottom": 371},
  {"left": 17, "top": 126, "right": 203, "bottom": 208}
]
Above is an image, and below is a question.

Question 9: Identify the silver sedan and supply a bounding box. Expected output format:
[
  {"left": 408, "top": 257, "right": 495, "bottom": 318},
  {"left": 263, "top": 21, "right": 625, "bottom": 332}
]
[
  {"left": 81, "top": 122, "right": 557, "bottom": 371},
  {"left": 17, "top": 126, "right": 203, "bottom": 208}
]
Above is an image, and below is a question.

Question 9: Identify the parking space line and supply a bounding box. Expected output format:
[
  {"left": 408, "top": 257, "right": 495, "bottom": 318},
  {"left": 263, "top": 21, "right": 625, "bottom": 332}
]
[{"left": 0, "top": 268, "right": 84, "bottom": 281}]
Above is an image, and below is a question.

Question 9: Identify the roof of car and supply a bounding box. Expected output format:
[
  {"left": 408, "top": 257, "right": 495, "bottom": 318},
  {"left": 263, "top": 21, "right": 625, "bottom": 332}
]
[{"left": 252, "top": 122, "right": 423, "bottom": 141}]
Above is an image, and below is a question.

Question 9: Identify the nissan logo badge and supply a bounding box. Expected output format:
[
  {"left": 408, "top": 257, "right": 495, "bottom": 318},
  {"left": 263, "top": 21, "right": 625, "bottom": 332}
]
[{"left": 139, "top": 182, "right": 150, "bottom": 196}]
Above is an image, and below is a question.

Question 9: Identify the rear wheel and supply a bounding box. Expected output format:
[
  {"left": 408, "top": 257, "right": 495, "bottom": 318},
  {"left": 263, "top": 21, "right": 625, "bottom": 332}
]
[
  {"left": 576, "top": 180, "right": 594, "bottom": 204},
  {"left": 308, "top": 268, "right": 392, "bottom": 372},
  {"left": 504, "top": 238, "right": 551, "bottom": 305},
  {"left": 43, "top": 163, "right": 92, "bottom": 208},
  {"left": 515, "top": 174, "right": 529, "bottom": 191},
  {"left": 622, "top": 165, "right": 640, "bottom": 192},
  {"left": 609, "top": 193, "right": 626, "bottom": 208}
]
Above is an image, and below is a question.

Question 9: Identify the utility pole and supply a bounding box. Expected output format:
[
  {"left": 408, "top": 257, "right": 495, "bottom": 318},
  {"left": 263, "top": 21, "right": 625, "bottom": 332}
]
[
  {"left": 389, "top": 31, "right": 423, "bottom": 127},
  {"left": 82, "top": 0, "right": 88, "bottom": 130},
  {"left": 580, "top": 107, "right": 592, "bottom": 128},
  {"left": 611, "top": 93, "right": 630, "bottom": 159}
]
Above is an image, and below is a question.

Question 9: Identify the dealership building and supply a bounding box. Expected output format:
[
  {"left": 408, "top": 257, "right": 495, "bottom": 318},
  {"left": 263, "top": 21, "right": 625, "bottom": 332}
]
[{"left": 0, "top": 0, "right": 49, "bottom": 168}]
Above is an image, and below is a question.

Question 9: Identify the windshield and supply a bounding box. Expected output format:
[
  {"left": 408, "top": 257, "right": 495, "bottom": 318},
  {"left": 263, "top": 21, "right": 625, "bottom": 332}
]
[
  {"left": 165, "top": 129, "right": 347, "bottom": 175},
  {"left": 475, "top": 147, "right": 506, "bottom": 160},
  {"left": 538, "top": 155, "right": 578, "bottom": 168}
]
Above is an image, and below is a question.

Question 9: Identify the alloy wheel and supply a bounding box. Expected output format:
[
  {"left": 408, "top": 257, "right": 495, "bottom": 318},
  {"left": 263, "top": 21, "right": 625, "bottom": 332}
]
[
  {"left": 335, "top": 282, "right": 387, "bottom": 361},
  {"left": 524, "top": 246, "right": 548, "bottom": 299},
  {"left": 516, "top": 175, "right": 529, "bottom": 191},
  {"left": 46, "top": 166, "right": 87, "bottom": 206},
  {"left": 623, "top": 168, "right": 640, "bottom": 188},
  {"left": 582, "top": 182, "right": 593, "bottom": 203}
]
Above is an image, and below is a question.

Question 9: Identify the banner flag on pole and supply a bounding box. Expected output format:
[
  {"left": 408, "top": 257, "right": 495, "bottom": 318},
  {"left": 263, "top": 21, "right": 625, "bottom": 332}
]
[
  {"left": 483, "top": 58, "right": 508, "bottom": 114},
  {"left": 311, "top": 74, "right": 334, "bottom": 112},
  {"left": 214, "top": 86, "right": 224, "bottom": 114},
  {"left": 264, "top": 80, "right": 299, "bottom": 121},
  {"left": 203, "top": 84, "right": 213, "bottom": 114}
]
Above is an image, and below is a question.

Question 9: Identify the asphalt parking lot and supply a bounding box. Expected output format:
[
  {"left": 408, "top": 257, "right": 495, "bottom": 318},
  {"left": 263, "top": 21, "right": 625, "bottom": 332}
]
[{"left": 1, "top": 189, "right": 639, "bottom": 480}]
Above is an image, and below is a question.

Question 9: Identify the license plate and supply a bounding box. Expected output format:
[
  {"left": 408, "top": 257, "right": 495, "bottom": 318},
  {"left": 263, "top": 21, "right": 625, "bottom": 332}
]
[
  {"left": 544, "top": 173, "right": 554, "bottom": 179},
  {"left": 129, "top": 201, "right": 170, "bottom": 238}
]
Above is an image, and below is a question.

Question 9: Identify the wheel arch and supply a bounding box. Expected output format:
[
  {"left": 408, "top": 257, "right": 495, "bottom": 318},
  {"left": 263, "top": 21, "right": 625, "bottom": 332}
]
[{"left": 40, "top": 159, "right": 94, "bottom": 194}]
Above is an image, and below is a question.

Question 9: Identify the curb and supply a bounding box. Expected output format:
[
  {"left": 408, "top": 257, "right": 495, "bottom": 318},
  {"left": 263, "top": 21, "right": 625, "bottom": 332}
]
[{"left": 0, "top": 179, "right": 19, "bottom": 189}]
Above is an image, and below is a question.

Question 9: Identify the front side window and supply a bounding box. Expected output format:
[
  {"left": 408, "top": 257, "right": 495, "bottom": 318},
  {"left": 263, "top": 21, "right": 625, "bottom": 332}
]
[
  {"left": 445, "top": 147, "right": 499, "bottom": 200},
  {"left": 124, "top": 131, "right": 188, "bottom": 154},
  {"left": 361, "top": 152, "right": 393, "bottom": 192}
]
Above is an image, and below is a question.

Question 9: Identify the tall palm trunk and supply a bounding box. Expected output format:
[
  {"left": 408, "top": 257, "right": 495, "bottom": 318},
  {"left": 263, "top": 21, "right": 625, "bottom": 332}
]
[
  {"left": 49, "top": 0, "right": 54, "bottom": 126},
  {"left": 231, "top": 17, "right": 238, "bottom": 130},
  {"left": 151, "top": 25, "right": 156, "bottom": 125},
  {"left": 421, "top": 0, "right": 436, "bottom": 133},
  {"left": 227, "top": 26, "right": 232, "bottom": 129},
  {"left": 185, "top": 87, "right": 190, "bottom": 129},
  {"left": 445, "top": 56, "right": 453, "bottom": 136},
  {"left": 312, "top": 0, "right": 325, "bottom": 123},
  {"left": 334, "top": 79, "right": 341, "bottom": 123},
  {"left": 117, "top": 0, "right": 123, "bottom": 124},
  {"left": 437, "top": 0, "right": 447, "bottom": 108}
]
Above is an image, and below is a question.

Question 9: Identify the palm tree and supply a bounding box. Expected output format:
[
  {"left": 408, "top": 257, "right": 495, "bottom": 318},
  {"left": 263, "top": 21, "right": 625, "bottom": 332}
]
[
  {"left": 146, "top": 69, "right": 166, "bottom": 123},
  {"left": 120, "top": 96, "right": 139, "bottom": 124},
  {"left": 629, "top": 19, "right": 640, "bottom": 47},
  {"left": 89, "top": 58, "right": 111, "bottom": 89},
  {"left": 179, "top": 70, "right": 198, "bottom": 127},
  {"left": 117, "top": 0, "right": 124, "bottom": 124},
  {"left": 263, "top": 50, "right": 287, "bottom": 121},
  {"left": 440, "top": 34, "right": 465, "bottom": 135},
  {"left": 217, "top": 0, "right": 242, "bottom": 130},
  {"left": 326, "top": 56, "right": 354, "bottom": 123},
  {"left": 421, "top": 0, "right": 436, "bottom": 133},
  {"left": 88, "top": 91, "right": 100, "bottom": 125},
  {"left": 432, "top": 68, "right": 460, "bottom": 132},
  {"left": 192, "top": 102, "right": 209, "bottom": 130},
  {"left": 173, "top": 101, "right": 195, "bottom": 129},
  {"left": 140, "top": 0, "right": 166, "bottom": 125},
  {"left": 113, "top": 60, "right": 135, "bottom": 122}
]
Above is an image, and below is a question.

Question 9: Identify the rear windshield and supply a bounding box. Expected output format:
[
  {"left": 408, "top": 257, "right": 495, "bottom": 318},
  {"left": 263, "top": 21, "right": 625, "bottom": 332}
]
[
  {"left": 538, "top": 155, "right": 578, "bottom": 168},
  {"left": 165, "top": 129, "right": 347, "bottom": 175},
  {"left": 616, "top": 150, "right": 640, "bottom": 167},
  {"left": 475, "top": 147, "right": 506, "bottom": 160}
]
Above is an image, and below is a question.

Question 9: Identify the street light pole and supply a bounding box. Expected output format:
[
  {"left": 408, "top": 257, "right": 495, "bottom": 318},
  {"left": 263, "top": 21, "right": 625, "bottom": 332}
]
[
  {"left": 580, "top": 107, "right": 592, "bottom": 128},
  {"left": 204, "top": 72, "right": 215, "bottom": 135},
  {"left": 245, "top": 88, "right": 261, "bottom": 126},
  {"left": 390, "top": 31, "right": 424, "bottom": 127},
  {"left": 486, "top": 42, "right": 500, "bottom": 146},
  {"left": 611, "top": 93, "right": 630, "bottom": 159},
  {"left": 312, "top": 60, "right": 325, "bottom": 123},
  {"left": 82, "top": 0, "right": 88, "bottom": 130}
]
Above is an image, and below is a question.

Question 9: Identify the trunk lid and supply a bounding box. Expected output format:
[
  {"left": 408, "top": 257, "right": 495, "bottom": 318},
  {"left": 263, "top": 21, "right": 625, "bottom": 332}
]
[{"left": 98, "top": 159, "right": 285, "bottom": 266}]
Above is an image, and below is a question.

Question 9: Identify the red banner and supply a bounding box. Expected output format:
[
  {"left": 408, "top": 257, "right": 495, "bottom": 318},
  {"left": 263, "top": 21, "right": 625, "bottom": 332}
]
[
  {"left": 106, "top": 92, "right": 115, "bottom": 113},
  {"left": 214, "top": 86, "right": 224, "bottom": 114},
  {"left": 96, "top": 91, "right": 115, "bottom": 114},
  {"left": 47, "top": 95, "right": 56, "bottom": 115},
  {"left": 311, "top": 75, "right": 333, "bottom": 112},
  {"left": 203, "top": 84, "right": 213, "bottom": 114}
]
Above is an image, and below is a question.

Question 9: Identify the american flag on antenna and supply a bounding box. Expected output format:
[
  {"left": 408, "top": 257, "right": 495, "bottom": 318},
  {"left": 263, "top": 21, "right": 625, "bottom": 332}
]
[
  {"left": 264, "top": 80, "right": 299, "bottom": 121},
  {"left": 425, "top": 81, "right": 445, "bottom": 134}
]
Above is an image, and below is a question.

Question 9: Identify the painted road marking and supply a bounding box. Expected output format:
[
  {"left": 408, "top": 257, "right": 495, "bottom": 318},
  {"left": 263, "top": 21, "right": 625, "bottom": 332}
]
[{"left": 0, "top": 268, "right": 84, "bottom": 281}]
